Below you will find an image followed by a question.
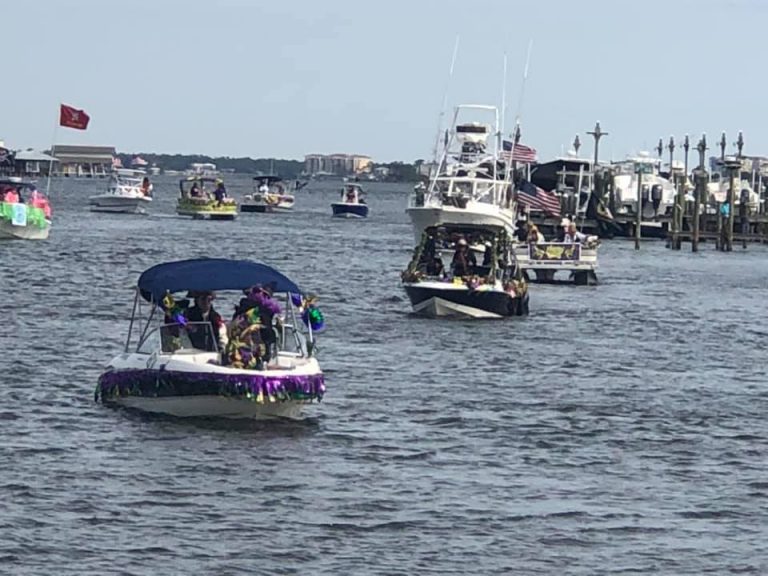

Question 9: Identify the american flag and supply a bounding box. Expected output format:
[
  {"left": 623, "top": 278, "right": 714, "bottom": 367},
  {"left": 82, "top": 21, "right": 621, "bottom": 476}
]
[
  {"left": 502, "top": 140, "right": 537, "bottom": 164},
  {"left": 516, "top": 179, "right": 561, "bottom": 217}
]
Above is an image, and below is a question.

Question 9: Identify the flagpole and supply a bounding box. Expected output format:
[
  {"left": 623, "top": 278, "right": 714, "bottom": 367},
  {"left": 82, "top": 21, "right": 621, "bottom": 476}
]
[{"left": 46, "top": 105, "right": 59, "bottom": 196}]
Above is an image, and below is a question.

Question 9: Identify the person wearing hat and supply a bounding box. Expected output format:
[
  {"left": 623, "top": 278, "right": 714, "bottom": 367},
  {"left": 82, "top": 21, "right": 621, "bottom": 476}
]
[
  {"left": 185, "top": 290, "right": 228, "bottom": 352},
  {"left": 556, "top": 217, "right": 571, "bottom": 242},
  {"left": 451, "top": 237, "right": 476, "bottom": 277}
]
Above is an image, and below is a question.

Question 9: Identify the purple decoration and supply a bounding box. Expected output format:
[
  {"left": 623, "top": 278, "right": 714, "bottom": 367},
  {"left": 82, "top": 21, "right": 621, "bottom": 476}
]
[
  {"left": 290, "top": 293, "right": 303, "bottom": 307},
  {"left": 96, "top": 368, "right": 326, "bottom": 404},
  {"left": 246, "top": 287, "right": 282, "bottom": 316}
]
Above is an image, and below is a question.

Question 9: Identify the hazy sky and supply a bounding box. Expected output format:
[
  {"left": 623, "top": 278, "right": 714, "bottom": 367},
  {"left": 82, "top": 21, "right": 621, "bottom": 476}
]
[{"left": 2, "top": 0, "right": 766, "bottom": 162}]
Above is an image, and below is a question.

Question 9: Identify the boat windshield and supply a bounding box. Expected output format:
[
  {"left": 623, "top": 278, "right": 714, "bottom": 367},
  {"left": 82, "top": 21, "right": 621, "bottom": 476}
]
[{"left": 138, "top": 321, "right": 220, "bottom": 355}]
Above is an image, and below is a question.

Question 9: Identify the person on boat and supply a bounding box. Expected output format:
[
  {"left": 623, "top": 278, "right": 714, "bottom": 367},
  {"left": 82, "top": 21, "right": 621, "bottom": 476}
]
[
  {"left": 141, "top": 177, "right": 153, "bottom": 197},
  {"left": 185, "top": 290, "right": 228, "bottom": 352},
  {"left": 451, "top": 238, "right": 476, "bottom": 277},
  {"left": 564, "top": 223, "right": 587, "bottom": 244},
  {"left": 526, "top": 224, "right": 545, "bottom": 244},
  {"left": 2, "top": 187, "right": 19, "bottom": 203},
  {"left": 226, "top": 284, "right": 282, "bottom": 369},
  {"left": 426, "top": 255, "right": 445, "bottom": 278},
  {"left": 482, "top": 241, "right": 494, "bottom": 266},
  {"left": 213, "top": 180, "right": 227, "bottom": 205},
  {"left": 345, "top": 186, "right": 357, "bottom": 203},
  {"left": 556, "top": 217, "right": 571, "bottom": 242},
  {"left": 29, "top": 189, "right": 52, "bottom": 218},
  {"left": 189, "top": 181, "right": 201, "bottom": 198}
]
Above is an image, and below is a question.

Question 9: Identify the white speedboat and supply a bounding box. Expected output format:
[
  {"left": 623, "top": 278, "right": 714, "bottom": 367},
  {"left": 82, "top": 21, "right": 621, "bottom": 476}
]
[
  {"left": 95, "top": 258, "right": 326, "bottom": 419},
  {"left": 611, "top": 154, "right": 677, "bottom": 219},
  {"left": 241, "top": 175, "right": 296, "bottom": 213},
  {"left": 177, "top": 177, "right": 238, "bottom": 220},
  {"left": 89, "top": 170, "right": 152, "bottom": 214},
  {"left": 331, "top": 183, "right": 369, "bottom": 218},
  {"left": 401, "top": 223, "right": 529, "bottom": 319},
  {"left": 0, "top": 179, "right": 52, "bottom": 240},
  {"left": 406, "top": 105, "right": 517, "bottom": 244}
]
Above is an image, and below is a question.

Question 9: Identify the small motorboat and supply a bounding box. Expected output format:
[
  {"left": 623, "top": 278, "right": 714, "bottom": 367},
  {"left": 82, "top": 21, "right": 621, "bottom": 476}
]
[
  {"left": 331, "top": 183, "right": 369, "bottom": 218},
  {"left": 176, "top": 177, "right": 238, "bottom": 220},
  {"left": 0, "top": 178, "right": 52, "bottom": 240},
  {"left": 241, "top": 175, "right": 296, "bottom": 213},
  {"left": 89, "top": 169, "right": 152, "bottom": 214},
  {"left": 95, "top": 258, "right": 327, "bottom": 419},
  {"left": 401, "top": 223, "right": 529, "bottom": 319}
]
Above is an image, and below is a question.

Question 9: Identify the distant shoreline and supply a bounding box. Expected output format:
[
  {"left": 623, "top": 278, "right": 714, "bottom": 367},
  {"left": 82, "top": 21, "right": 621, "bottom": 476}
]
[{"left": 113, "top": 152, "right": 423, "bottom": 183}]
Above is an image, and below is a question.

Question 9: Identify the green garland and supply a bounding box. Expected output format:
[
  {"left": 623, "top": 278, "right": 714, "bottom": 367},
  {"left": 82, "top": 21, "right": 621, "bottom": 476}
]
[{"left": 0, "top": 202, "right": 48, "bottom": 229}]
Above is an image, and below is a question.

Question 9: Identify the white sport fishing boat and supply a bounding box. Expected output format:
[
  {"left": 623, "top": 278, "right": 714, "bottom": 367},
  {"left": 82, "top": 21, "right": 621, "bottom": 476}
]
[
  {"left": 89, "top": 169, "right": 152, "bottom": 214},
  {"left": 406, "top": 105, "right": 517, "bottom": 245},
  {"left": 95, "top": 258, "right": 326, "bottom": 419}
]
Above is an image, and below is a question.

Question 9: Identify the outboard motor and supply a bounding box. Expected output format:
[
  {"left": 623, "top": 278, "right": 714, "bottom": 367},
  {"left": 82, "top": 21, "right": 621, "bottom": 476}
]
[{"left": 651, "top": 184, "right": 663, "bottom": 215}]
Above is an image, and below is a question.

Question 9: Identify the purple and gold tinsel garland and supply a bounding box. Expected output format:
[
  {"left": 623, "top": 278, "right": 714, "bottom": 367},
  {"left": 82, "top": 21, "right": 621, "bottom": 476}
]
[{"left": 96, "top": 369, "right": 326, "bottom": 404}]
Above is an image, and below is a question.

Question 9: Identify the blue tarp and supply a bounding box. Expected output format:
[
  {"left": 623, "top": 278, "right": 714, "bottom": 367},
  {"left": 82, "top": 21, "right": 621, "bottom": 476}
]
[{"left": 138, "top": 258, "right": 302, "bottom": 303}]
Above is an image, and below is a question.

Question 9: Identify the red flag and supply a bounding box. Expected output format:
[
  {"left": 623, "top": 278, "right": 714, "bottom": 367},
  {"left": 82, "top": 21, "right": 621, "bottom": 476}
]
[{"left": 59, "top": 104, "right": 90, "bottom": 130}]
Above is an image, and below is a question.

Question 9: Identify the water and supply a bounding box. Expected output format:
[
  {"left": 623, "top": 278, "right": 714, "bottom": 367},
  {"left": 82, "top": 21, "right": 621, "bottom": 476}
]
[{"left": 1, "top": 175, "right": 767, "bottom": 575}]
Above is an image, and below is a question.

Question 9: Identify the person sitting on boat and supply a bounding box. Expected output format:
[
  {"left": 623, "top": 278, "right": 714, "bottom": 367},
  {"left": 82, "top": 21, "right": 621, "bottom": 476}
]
[
  {"left": 213, "top": 180, "right": 227, "bottom": 205},
  {"left": 2, "top": 187, "right": 19, "bottom": 203},
  {"left": 189, "top": 181, "right": 202, "bottom": 198},
  {"left": 425, "top": 255, "right": 445, "bottom": 278},
  {"left": 185, "top": 290, "right": 228, "bottom": 352},
  {"left": 141, "top": 177, "right": 153, "bottom": 197},
  {"left": 526, "top": 224, "right": 545, "bottom": 244},
  {"left": 345, "top": 186, "right": 357, "bottom": 203},
  {"left": 556, "top": 218, "right": 571, "bottom": 242},
  {"left": 564, "top": 223, "right": 587, "bottom": 244},
  {"left": 451, "top": 238, "right": 476, "bottom": 277}
]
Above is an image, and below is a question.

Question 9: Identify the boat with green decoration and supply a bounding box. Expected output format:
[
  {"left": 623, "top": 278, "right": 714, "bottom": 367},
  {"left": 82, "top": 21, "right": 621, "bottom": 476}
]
[
  {"left": 176, "top": 176, "right": 238, "bottom": 220},
  {"left": 0, "top": 178, "right": 52, "bottom": 240}
]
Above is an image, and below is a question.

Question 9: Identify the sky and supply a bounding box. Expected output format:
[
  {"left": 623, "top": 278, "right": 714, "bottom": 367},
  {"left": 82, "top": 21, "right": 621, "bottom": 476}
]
[{"left": 2, "top": 0, "right": 767, "bottom": 163}]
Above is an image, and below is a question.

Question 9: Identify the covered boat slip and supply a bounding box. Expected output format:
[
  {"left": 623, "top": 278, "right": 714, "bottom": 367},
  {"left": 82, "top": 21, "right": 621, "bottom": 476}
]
[{"left": 97, "top": 258, "right": 325, "bottom": 418}]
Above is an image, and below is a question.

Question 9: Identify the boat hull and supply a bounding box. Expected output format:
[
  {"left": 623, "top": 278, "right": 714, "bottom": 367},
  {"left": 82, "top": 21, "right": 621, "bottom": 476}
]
[
  {"left": 89, "top": 195, "right": 151, "bottom": 214},
  {"left": 331, "top": 202, "right": 368, "bottom": 218},
  {"left": 241, "top": 201, "right": 294, "bottom": 213},
  {"left": 96, "top": 356, "right": 325, "bottom": 420},
  {"left": 0, "top": 219, "right": 51, "bottom": 240},
  {"left": 104, "top": 395, "right": 306, "bottom": 419},
  {"left": 177, "top": 208, "right": 238, "bottom": 220},
  {"left": 403, "top": 282, "right": 528, "bottom": 319}
]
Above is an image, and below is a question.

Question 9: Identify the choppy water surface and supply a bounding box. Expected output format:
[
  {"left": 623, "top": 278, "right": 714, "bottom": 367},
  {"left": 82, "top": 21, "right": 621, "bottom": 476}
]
[{"left": 1, "top": 175, "right": 767, "bottom": 575}]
